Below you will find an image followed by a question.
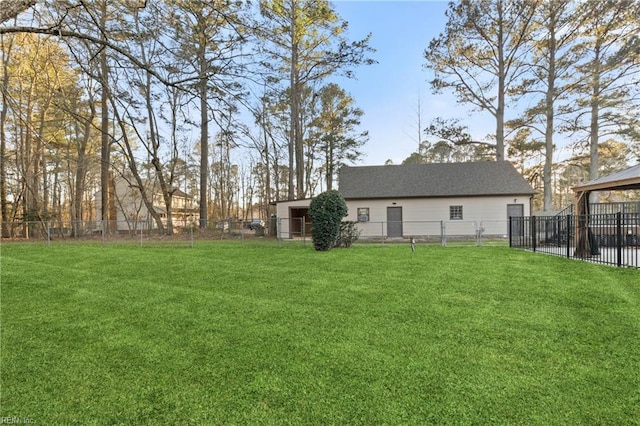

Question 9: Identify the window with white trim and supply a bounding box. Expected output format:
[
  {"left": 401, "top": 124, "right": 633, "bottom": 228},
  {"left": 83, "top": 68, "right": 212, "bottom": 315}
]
[
  {"left": 449, "top": 205, "right": 463, "bottom": 220},
  {"left": 357, "top": 207, "right": 370, "bottom": 222}
]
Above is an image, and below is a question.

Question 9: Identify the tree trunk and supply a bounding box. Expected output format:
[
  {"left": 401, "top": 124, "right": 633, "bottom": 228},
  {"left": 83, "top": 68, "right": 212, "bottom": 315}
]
[
  {"left": 0, "top": 35, "right": 12, "bottom": 237},
  {"left": 261, "top": 109, "right": 272, "bottom": 211},
  {"left": 36, "top": 99, "right": 50, "bottom": 218},
  {"left": 109, "top": 93, "right": 164, "bottom": 234},
  {"left": 24, "top": 88, "right": 37, "bottom": 223},
  {"left": 495, "top": 0, "right": 506, "bottom": 162},
  {"left": 99, "top": 0, "right": 111, "bottom": 232},
  {"left": 543, "top": 19, "right": 557, "bottom": 212},
  {"left": 325, "top": 135, "right": 334, "bottom": 191},
  {"left": 589, "top": 47, "right": 601, "bottom": 203},
  {"left": 73, "top": 125, "right": 89, "bottom": 236},
  {"left": 143, "top": 59, "right": 173, "bottom": 234},
  {"left": 199, "top": 53, "right": 209, "bottom": 228},
  {"left": 295, "top": 104, "right": 304, "bottom": 198},
  {"left": 288, "top": 30, "right": 297, "bottom": 199}
]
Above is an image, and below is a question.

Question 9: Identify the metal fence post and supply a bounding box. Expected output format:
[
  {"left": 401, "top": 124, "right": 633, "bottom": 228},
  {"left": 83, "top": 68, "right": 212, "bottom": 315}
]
[
  {"left": 617, "top": 212, "right": 623, "bottom": 267},
  {"left": 277, "top": 218, "right": 282, "bottom": 248},
  {"left": 531, "top": 216, "right": 537, "bottom": 252},
  {"left": 566, "top": 215, "right": 572, "bottom": 259}
]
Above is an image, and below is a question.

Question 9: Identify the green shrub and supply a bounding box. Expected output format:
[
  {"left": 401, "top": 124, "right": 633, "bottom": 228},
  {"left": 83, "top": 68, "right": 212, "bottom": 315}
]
[
  {"left": 309, "top": 190, "right": 348, "bottom": 251},
  {"left": 334, "top": 221, "right": 361, "bottom": 248}
]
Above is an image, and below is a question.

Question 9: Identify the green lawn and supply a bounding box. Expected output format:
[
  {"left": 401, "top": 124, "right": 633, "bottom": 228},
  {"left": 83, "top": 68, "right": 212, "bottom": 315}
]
[{"left": 1, "top": 242, "right": 639, "bottom": 425}]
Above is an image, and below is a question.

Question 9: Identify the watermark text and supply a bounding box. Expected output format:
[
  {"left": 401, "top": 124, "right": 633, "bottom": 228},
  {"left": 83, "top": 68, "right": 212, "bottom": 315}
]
[{"left": 1, "top": 417, "right": 35, "bottom": 424}]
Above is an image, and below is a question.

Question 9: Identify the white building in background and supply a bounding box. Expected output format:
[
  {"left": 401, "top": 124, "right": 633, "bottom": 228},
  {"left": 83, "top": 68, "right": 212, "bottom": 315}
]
[{"left": 276, "top": 162, "right": 536, "bottom": 239}]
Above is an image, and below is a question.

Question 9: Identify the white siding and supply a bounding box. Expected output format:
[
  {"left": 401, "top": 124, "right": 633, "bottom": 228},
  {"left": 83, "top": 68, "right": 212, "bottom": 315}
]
[
  {"left": 275, "top": 199, "right": 312, "bottom": 238},
  {"left": 275, "top": 195, "right": 531, "bottom": 239},
  {"left": 344, "top": 196, "right": 531, "bottom": 238}
]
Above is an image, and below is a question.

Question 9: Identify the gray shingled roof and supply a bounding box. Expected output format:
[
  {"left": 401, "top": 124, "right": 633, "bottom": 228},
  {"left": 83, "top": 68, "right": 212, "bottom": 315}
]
[
  {"left": 573, "top": 163, "right": 640, "bottom": 192},
  {"left": 338, "top": 162, "right": 535, "bottom": 199}
]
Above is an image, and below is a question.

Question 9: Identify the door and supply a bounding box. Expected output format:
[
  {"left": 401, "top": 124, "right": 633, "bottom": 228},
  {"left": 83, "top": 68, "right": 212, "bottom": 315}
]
[
  {"left": 387, "top": 206, "right": 403, "bottom": 238},
  {"left": 507, "top": 204, "right": 524, "bottom": 237},
  {"left": 289, "top": 207, "right": 310, "bottom": 238}
]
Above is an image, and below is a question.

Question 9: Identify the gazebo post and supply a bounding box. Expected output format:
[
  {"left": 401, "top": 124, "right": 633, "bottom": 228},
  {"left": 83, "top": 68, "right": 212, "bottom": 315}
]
[{"left": 573, "top": 190, "right": 591, "bottom": 258}]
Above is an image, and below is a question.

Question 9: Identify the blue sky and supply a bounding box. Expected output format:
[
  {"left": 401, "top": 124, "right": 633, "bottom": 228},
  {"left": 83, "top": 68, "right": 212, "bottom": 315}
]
[{"left": 330, "top": 1, "right": 494, "bottom": 165}]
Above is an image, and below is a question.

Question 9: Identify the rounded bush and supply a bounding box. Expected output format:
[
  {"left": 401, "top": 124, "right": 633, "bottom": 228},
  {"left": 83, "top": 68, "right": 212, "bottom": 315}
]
[{"left": 309, "top": 190, "right": 348, "bottom": 251}]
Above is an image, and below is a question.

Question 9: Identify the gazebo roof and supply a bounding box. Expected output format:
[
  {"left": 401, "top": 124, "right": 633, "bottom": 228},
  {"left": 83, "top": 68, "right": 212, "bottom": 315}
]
[{"left": 572, "top": 163, "right": 640, "bottom": 193}]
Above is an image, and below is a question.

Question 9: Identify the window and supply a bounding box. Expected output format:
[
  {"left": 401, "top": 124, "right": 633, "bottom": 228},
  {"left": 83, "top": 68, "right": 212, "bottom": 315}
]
[
  {"left": 357, "top": 207, "right": 370, "bottom": 222},
  {"left": 449, "top": 205, "right": 463, "bottom": 220}
]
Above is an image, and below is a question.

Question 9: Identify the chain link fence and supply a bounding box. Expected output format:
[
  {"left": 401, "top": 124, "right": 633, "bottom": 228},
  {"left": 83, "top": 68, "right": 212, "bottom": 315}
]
[
  {"left": 5, "top": 214, "right": 637, "bottom": 268},
  {"left": 0, "top": 219, "right": 276, "bottom": 247},
  {"left": 276, "top": 217, "right": 510, "bottom": 247},
  {"left": 2, "top": 218, "right": 511, "bottom": 248}
]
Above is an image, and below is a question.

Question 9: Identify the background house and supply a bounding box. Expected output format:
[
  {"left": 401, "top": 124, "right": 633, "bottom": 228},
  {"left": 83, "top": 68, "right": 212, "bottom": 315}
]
[
  {"left": 276, "top": 162, "right": 535, "bottom": 239},
  {"left": 96, "top": 174, "right": 198, "bottom": 232}
]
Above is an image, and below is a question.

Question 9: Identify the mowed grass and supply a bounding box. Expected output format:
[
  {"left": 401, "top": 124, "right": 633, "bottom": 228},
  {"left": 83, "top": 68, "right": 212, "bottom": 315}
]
[{"left": 1, "top": 241, "right": 639, "bottom": 425}]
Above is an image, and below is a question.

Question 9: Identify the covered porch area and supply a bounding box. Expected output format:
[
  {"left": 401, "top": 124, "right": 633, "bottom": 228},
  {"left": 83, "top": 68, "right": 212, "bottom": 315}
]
[{"left": 573, "top": 164, "right": 640, "bottom": 257}]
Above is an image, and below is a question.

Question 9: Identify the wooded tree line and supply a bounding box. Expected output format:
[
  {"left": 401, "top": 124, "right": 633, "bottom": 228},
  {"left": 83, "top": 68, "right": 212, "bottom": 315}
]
[
  {"left": 1, "top": 0, "right": 639, "bottom": 238},
  {"left": 419, "top": 0, "right": 640, "bottom": 212},
  {"left": 0, "top": 0, "right": 373, "bottom": 235}
]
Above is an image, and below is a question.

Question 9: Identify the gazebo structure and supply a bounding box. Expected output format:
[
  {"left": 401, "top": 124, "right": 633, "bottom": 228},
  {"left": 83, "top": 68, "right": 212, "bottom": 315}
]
[{"left": 572, "top": 163, "right": 640, "bottom": 257}]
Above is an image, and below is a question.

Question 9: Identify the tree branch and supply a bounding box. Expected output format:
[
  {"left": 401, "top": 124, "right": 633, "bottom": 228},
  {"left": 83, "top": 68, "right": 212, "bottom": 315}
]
[
  {"left": 0, "top": 26, "right": 179, "bottom": 88},
  {"left": 0, "top": 0, "right": 37, "bottom": 24}
]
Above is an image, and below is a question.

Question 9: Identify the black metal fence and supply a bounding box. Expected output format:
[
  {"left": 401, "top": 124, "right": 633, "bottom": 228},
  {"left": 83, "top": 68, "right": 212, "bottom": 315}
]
[{"left": 510, "top": 213, "right": 639, "bottom": 269}]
